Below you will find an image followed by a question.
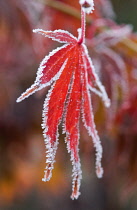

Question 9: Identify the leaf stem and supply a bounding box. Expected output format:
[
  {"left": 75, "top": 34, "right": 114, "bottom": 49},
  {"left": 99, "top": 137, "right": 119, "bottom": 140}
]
[
  {"left": 36, "top": 0, "right": 137, "bottom": 54},
  {"left": 78, "top": 8, "right": 86, "bottom": 44}
]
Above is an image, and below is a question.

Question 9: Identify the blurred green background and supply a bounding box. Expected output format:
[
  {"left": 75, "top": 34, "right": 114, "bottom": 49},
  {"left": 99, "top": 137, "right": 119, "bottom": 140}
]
[{"left": 112, "top": 0, "right": 137, "bottom": 30}]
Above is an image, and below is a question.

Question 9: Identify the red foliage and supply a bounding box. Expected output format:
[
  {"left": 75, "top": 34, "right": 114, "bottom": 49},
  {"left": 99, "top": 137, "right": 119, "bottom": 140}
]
[
  {"left": 1, "top": 0, "right": 137, "bottom": 205},
  {"left": 17, "top": 6, "right": 110, "bottom": 199}
]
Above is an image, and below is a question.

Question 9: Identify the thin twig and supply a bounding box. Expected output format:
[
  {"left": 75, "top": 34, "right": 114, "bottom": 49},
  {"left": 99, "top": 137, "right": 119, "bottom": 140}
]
[
  {"left": 37, "top": 0, "right": 91, "bottom": 24},
  {"left": 37, "top": 0, "right": 137, "bottom": 54},
  {"left": 121, "top": 38, "right": 137, "bottom": 54}
]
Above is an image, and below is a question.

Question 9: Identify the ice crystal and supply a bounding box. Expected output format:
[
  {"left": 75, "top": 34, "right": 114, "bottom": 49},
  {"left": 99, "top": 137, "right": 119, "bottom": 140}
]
[{"left": 79, "top": 0, "right": 94, "bottom": 14}]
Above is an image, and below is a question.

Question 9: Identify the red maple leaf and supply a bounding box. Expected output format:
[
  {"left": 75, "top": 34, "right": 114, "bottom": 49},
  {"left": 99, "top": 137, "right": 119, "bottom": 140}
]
[{"left": 17, "top": 3, "right": 110, "bottom": 199}]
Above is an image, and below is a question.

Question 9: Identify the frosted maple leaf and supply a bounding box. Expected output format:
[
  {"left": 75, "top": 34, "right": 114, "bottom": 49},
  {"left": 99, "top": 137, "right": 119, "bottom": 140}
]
[{"left": 17, "top": 1, "right": 110, "bottom": 199}]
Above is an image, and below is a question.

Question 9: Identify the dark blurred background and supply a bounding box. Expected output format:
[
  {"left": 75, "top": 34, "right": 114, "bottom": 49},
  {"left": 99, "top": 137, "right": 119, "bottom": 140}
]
[
  {"left": 112, "top": 0, "right": 137, "bottom": 30},
  {"left": 0, "top": 0, "right": 137, "bottom": 209}
]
